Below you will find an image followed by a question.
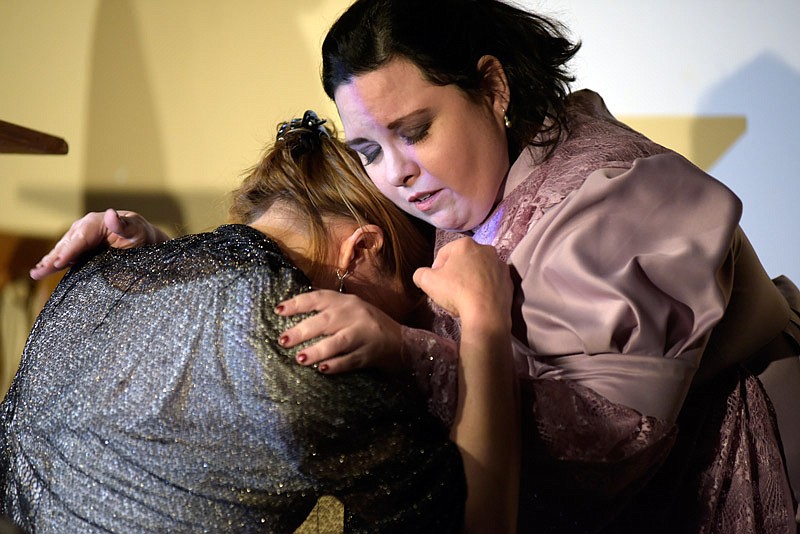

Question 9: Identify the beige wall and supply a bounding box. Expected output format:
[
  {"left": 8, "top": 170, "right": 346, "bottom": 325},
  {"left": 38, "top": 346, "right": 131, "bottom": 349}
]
[
  {"left": 1, "top": 0, "right": 751, "bottom": 240},
  {"left": 1, "top": 0, "right": 350, "bottom": 239}
]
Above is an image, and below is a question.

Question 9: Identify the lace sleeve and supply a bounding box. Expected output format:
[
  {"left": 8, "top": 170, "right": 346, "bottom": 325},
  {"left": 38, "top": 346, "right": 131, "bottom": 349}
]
[
  {"left": 400, "top": 326, "right": 459, "bottom": 427},
  {"left": 518, "top": 376, "right": 677, "bottom": 531}
]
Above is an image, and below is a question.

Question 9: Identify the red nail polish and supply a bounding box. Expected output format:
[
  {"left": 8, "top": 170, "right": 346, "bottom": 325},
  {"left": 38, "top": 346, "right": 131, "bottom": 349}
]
[
  {"left": 279, "top": 335, "right": 289, "bottom": 347},
  {"left": 296, "top": 353, "right": 307, "bottom": 363},
  {"left": 274, "top": 304, "right": 285, "bottom": 314},
  {"left": 319, "top": 363, "right": 328, "bottom": 373}
]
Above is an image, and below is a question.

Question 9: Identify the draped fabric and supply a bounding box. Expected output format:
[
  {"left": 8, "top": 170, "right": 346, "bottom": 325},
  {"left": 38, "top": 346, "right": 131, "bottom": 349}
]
[
  {"left": 406, "top": 90, "right": 798, "bottom": 532},
  {"left": 0, "top": 224, "right": 465, "bottom": 533}
]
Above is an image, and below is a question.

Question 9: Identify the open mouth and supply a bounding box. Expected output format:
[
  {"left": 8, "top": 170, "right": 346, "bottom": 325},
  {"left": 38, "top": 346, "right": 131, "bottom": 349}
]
[{"left": 410, "top": 190, "right": 441, "bottom": 211}]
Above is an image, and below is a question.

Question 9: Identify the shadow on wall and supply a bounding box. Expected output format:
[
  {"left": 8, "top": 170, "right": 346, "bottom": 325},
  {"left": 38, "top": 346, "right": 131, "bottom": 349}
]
[
  {"left": 82, "top": 0, "right": 184, "bottom": 235},
  {"left": 79, "top": 2, "right": 347, "bottom": 532},
  {"left": 622, "top": 114, "right": 746, "bottom": 173},
  {"left": 71, "top": 0, "right": 341, "bottom": 237},
  {"left": 697, "top": 51, "right": 800, "bottom": 281}
]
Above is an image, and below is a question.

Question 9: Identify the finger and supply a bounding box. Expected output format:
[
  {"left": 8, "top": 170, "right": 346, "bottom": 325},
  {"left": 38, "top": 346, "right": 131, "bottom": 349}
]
[
  {"left": 29, "top": 258, "right": 62, "bottom": 280},
  {"left": 275, "top": 290, "right": 349, "bottom": 317},
  {"left": 55, "top": 233, "right": 102, "bottom": 267},
  {"left": 105, "top": 210, "right": 158, "bottom": 248},
  {"left": 30, "top": 231, "right": 94, "bottom": 279},
  {"left": 279, "top": 308, "right": 343, "bottom": 348},
  {"left": 29, "top": 210, "right": 155, "bottom": 281},
  {"left": 315, "top": 353, "right": 367, "bottom": 375},
  {"left": 429, "top": 243, "right": 452, "bottom": 269},
  {"left": 30, "top": 246, "right": 61, "bottom": 277},
  {"left": 413, "top": 267, "right": 445, "bottom": 300},
  {"left": 293, "top": 330, "right": 361, "bottom": 366},
  {"left": 103, "top": 208, "right": 128, "bottom": 236},
  {"left": 412, "top": 266, "right": 430, "bottom": 291},
  {"left": 52, "top": 213, "right": 108, "bottom": 264}
]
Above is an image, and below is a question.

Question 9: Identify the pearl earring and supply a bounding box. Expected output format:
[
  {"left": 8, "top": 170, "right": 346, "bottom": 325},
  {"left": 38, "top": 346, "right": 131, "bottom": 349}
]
[{"left": 501, "top": 107, "right": 512, "bottom": 129}]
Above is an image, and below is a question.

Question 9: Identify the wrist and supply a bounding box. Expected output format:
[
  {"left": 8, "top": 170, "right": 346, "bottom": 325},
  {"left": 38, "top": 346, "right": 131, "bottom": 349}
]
[{"left": 459, "top": 309, "right": 511, "bottom": 339}]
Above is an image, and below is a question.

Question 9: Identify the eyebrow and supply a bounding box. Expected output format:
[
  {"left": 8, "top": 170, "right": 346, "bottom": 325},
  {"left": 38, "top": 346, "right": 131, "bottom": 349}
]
[
  {"left": 386, "top": 109, "right": 430, "bottom": 130},
  {"left": 345, "top": 109, "right": 431, "bottom": 149}
]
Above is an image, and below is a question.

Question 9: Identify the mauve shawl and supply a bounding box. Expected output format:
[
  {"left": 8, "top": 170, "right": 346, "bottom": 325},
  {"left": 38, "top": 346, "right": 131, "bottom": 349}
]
[{"left": 409, "top": 90, "right": 797, "bottom": 532}]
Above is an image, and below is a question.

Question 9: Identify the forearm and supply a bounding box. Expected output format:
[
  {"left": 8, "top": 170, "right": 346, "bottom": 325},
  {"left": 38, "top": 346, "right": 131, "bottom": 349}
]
[
  {"left": 451, "top": 316, "right": 519, "bottom": 533},
  {"left": 412, "top": 237, "right": 518, "bottom": 530}
]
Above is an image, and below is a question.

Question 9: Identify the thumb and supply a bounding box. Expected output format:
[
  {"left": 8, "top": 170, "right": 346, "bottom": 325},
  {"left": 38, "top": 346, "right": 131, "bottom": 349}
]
[
  {"left": 412, "top": 267, "right": 432, "bottom": 292},
  {"left": 414, "top": 266, "right": 445, "bottom": 299},
  {"left": 414, "top": 267, "right": 457, "bottom": 316},
  {"left": 103, "top": 209, "right": 130, "bottom": 237}
]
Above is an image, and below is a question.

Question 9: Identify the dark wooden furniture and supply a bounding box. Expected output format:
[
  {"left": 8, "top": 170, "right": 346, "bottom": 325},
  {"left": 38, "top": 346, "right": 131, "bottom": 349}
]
[{"left": 0, "top": 120, "right": 68, "bottom": 155}]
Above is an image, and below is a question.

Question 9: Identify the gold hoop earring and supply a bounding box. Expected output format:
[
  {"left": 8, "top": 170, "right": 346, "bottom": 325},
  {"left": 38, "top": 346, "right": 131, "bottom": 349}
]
[
  {"left": 501, "top": 107, "right": 512, "bottom": 129},
  {"left": 335, "top": 268, "right": 351, "bottom": 293}
]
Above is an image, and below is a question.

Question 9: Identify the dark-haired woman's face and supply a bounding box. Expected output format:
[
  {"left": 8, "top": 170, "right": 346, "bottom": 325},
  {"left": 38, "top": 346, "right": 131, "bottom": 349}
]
[{"left": 334, "top": 58, "right": 510, "bottom": 232}]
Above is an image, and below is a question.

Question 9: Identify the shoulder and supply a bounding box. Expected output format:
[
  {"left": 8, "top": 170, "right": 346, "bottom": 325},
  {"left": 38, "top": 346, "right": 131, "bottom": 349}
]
[
  {"left": 509, "top": 151, "right": 744, "bottom": 307},
  {"left": 501, "top": 89, "right": 675, "bottom": 220},
  {"left": 579, "top": 152, "right": 742, "bottom": 220},
  {"left": 550, "top": 90, "right": 673, "bottom": 174},
  {"left": 150, "top": 224, "right": 297, "bottom": 275},
  {"left": 58, "top": 224, "right": 311, "bottom": 299},
  {"left": 521, "top": 152, "right": 742, "bottom": 264}
]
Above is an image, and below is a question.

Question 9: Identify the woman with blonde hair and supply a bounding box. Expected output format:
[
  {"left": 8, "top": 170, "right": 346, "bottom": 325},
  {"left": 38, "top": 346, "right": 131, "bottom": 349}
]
[{"left": 3, "top": 112, "right": 518, "bottom": 532}]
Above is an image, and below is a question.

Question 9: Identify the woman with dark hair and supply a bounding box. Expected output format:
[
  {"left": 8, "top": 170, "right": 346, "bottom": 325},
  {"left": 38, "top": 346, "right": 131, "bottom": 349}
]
[
  {"left": 5, "top": 112, "right": 519, "bottom": 532},
  {"left": 289, "top": 0, "right": 797, "bottom": 532}
]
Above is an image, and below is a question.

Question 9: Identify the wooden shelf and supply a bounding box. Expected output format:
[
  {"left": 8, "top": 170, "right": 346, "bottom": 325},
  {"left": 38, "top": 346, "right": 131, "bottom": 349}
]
[{"left": 0, "top": 119, "right": 68, "bottom": 155}]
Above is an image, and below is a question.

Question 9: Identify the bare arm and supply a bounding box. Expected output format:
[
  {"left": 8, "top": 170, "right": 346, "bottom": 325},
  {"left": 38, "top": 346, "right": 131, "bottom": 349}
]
[
  {"left": 414, "top": 237, "right": 519, "bottom": 533},
  {"left": 30, "top": 209, "right": 170, "bottom": 280}
]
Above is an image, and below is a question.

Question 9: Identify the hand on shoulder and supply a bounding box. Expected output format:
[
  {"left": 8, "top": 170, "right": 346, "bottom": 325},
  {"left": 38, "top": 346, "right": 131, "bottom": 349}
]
[
  {"left": 275, "top": 290, "right": 405, "bottom": 375},
  {"left": 29, "top": 209, "right": 169, "bottom": 280}
]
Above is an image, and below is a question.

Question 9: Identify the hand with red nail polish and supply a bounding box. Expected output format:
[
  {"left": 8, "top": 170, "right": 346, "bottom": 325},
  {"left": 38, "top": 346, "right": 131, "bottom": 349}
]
[{"left": 275, "top": 290, "right": 406, "bottom": 375}]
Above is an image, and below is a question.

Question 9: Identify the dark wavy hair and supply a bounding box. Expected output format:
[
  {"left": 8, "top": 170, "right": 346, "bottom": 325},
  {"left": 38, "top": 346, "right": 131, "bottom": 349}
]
[{"left": 322, "top": 0, "right": 581, "bottom": 159}]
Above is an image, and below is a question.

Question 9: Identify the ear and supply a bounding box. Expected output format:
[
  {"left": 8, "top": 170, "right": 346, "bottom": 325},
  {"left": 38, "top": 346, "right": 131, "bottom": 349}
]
[
  {"left": 337, "top": 224, "right": 386, "bottom": 274},
  {"left": 476, "top": 55, "right": 511, "bottom": 117}
]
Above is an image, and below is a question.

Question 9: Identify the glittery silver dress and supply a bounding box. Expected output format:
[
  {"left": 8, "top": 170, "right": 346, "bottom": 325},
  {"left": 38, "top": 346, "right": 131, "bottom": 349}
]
[{"left": 0, "top": 224, "right": 465, "bottom": 533}]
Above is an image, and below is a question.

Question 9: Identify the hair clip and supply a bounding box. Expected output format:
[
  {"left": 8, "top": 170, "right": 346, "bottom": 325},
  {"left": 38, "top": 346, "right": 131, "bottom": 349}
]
[{"left": 276, "top": 110, "right": 330, "bottom": 142}]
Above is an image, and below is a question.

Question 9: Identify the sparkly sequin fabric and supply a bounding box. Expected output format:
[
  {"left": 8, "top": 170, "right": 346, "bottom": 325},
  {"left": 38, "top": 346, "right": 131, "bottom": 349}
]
[{"left": 0, "top": 224, "right": 465, "bottom": 533}]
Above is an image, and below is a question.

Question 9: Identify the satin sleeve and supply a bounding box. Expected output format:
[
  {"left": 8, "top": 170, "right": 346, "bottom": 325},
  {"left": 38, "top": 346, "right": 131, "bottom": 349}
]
[{"left": 509, "top": 153, "right": 742, "bottom": 421}]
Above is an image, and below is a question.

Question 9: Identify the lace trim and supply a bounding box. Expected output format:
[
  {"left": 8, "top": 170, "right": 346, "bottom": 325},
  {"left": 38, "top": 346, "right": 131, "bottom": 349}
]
[
  {"left": 400, "top": 325, "right": 459, "bottom": 427},
  {"left": 435, "top": 90, "right": 671, "bottom": 262}
]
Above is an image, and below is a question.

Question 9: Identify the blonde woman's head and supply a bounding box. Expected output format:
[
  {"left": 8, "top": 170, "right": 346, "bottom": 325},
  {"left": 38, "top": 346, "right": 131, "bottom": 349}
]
[{"left": 228, "top": 112, "right": 431, "bottom": 321}]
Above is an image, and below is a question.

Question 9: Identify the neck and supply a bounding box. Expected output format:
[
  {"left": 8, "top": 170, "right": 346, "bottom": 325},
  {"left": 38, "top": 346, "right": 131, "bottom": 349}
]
[{"left": 247, "top": 205, "right": 316, "bottom": 277}]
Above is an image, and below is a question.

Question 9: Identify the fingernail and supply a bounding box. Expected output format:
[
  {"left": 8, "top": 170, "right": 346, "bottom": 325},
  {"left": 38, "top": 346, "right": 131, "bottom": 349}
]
[
  {"left": 296, "top": 353, "right": 307, "bottom": 364},
  {"left": 279, "top": 335, "right": 289, "bottom": 347},
  {"left": 318, "top": 363, "right": 328, "bottom": 373},
  {"left": 274, "top": 304, "right": 285, "bottom": 314}
]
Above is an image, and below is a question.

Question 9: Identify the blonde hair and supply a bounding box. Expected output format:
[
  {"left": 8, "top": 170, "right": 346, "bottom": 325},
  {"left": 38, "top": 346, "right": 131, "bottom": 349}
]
[{"left": 228, "top": 118, "right": 431, "bottom": 293}]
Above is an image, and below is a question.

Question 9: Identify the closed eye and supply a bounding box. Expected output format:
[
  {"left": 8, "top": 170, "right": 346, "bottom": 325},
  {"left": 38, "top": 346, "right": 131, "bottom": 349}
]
[
  {"left": 401, "top": 123, "right": 430, "bottom": 145},
  {"left": 359, "top": 145, "right": 382, "bottom": 166},
  {"left": 348, "top": 140, "right": 382, "bottom": 166}
]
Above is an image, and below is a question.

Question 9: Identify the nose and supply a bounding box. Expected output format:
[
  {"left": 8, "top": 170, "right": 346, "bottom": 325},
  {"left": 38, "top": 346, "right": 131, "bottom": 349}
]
[{"left": 384, "top": 146, "right": 418, "bottom": 187}]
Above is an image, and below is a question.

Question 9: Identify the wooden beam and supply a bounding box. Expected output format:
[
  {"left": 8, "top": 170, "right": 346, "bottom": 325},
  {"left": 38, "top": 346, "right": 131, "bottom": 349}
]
[{"left": 0, "top": 120, "right": 68, "bottom": 155}]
